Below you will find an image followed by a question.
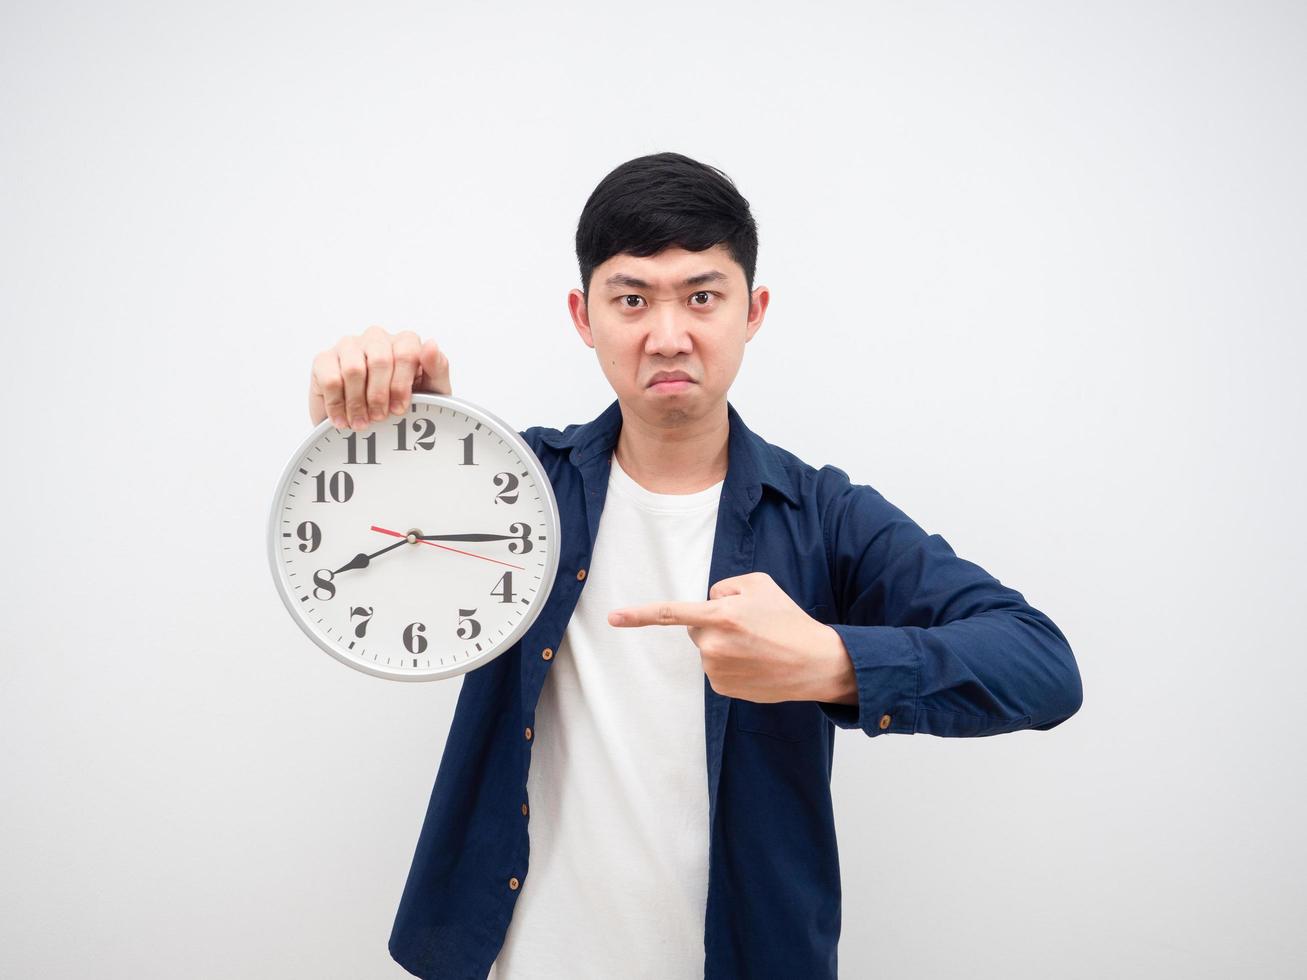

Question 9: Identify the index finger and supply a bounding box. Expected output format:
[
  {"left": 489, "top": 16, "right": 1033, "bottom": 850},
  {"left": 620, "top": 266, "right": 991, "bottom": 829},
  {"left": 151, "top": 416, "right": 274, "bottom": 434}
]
[
  {"left": 311, "top": 348, "right": 346, "bottom": 427},
  {"left": 608, "top": 600, "right": 719, "bottom": 628}
]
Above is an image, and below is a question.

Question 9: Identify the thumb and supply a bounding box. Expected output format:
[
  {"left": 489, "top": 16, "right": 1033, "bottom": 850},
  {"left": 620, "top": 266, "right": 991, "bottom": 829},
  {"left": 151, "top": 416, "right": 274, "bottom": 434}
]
[
  {"left": 414, "top": 339, "right": 453, "bottom": 396},
  {"left": 708, "top": 575, "right": 748, "bottom": 601}
]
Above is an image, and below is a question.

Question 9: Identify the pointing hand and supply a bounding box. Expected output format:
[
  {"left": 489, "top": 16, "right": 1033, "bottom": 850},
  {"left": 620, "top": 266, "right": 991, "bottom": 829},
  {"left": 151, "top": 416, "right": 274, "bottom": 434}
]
[{"left": 607, "top": 572, "right": 853, "bottom": 703}]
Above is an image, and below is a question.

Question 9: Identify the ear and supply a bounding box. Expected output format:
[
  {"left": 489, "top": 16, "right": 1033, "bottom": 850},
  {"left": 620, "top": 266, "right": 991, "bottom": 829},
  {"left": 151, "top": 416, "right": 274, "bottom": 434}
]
[
  {"left": 745, "top": 285, "right": 769, "bottom": 343},
  {"left": 568, "top": 288, "right": 595, "bottom": 349}
]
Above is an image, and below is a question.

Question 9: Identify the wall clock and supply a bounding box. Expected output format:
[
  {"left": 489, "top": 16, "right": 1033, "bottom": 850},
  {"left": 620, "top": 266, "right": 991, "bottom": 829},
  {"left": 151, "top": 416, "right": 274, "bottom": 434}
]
[{"left": 267, "top": 393, "right": 561, "bottom": 681}]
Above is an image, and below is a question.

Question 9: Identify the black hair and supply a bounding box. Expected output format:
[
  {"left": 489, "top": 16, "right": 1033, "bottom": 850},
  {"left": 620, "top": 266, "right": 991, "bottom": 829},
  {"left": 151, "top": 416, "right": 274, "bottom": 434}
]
[{"left": 574, "top": 151, "right": 758, "bottom": 303}]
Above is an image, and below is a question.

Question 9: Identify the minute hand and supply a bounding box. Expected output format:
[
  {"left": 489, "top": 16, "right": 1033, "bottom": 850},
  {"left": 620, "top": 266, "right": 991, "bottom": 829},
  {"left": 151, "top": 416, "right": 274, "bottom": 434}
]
[{"left": 417, "top": 532, "right": 523, "bottom": 542}]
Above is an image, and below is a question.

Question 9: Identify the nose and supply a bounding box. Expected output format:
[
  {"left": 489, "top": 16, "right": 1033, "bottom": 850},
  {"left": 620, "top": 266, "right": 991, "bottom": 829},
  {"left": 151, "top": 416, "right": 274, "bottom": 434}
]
[{"left": 644, "top": 303, "right": 694, "bottom": 357}]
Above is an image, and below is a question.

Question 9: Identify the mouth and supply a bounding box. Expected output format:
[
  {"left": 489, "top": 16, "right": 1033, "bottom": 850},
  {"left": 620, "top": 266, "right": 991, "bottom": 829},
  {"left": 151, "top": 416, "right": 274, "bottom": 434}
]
[
  {"left": 647, "top": 372, "right": 695, "bottom": 388},
  {"left": 649, "top": 379, "right": 695, "bottom": 394}
]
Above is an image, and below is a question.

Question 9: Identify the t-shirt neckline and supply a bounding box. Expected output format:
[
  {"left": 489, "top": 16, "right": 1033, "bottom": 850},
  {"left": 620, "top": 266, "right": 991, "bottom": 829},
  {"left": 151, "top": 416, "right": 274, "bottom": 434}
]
[{"left": 606, "top": 452, "right": 725, "bottom": 513}]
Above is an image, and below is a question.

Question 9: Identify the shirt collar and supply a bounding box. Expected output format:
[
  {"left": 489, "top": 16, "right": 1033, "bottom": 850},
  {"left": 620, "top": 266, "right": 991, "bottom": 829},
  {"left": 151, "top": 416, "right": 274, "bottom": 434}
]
[{"left": 539, "top": 396, "right": 800, "bottom": 507}]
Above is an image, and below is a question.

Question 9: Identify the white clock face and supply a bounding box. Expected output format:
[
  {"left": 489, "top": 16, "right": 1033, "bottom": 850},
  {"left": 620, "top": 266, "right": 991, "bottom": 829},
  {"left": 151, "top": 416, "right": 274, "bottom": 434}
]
[{"left": 267, "top": 395, "right": 560, "bottom": 681}]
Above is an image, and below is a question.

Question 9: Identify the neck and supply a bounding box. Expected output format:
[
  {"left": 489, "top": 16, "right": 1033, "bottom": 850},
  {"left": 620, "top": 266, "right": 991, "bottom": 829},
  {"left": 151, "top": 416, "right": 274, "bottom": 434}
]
[{"left": 611, "top": 397, "right": 729, "bottom": 495}]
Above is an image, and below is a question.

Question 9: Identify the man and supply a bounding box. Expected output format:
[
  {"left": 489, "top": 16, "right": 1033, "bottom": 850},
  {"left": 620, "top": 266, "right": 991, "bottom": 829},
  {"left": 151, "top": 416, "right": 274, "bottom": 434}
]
[{"left": 307, "top": 151, "right": 1083, "bottom": 979}]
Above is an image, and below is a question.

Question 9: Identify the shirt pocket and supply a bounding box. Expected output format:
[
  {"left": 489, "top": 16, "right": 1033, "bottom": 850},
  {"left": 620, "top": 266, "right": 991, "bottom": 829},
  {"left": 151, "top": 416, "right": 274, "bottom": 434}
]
[{"left": 732, "top": 603, "right": 833, "bottom": 744}]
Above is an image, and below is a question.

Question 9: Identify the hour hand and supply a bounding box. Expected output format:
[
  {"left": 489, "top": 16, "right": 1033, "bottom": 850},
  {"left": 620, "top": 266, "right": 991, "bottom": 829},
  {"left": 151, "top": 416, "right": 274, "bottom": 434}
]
[
  {"left": 332, "top": 552, "right": 371, "bottom": 575},
  {"left": 332, "top": 536, "right": 409, "bottom": 574}
]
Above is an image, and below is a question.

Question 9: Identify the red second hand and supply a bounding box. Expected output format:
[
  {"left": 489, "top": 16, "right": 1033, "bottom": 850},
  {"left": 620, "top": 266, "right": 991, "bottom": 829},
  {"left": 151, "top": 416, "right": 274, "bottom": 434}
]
[{"left": 370, "top": 524, "right": 526, "bottom": 571}]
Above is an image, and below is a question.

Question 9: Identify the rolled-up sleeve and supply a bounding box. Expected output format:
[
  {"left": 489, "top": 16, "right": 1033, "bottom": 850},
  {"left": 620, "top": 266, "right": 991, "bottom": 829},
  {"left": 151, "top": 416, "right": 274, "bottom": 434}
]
[{"left": 814, "top": 465, "right": 1083, "bottom": 738}]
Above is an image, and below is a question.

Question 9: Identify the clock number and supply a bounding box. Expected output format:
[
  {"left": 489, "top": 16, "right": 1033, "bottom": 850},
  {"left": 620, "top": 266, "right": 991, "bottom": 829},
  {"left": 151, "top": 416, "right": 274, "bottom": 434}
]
[
  {"left": 312, "top": 569, "right": 336, "bottom": 601},
  {"left": 295, "top": 520, "right": 322, "bottom": 553},
  {"left": 456, "top": 608, "right": 481, "bottom": 640},
  {"left": 403, "top": 622, "right": 428, "bottom": 655},
  {"left": 459, "top": 432, "right": 476, "bottom": 466},
  {"left": 344, "top": 431, "right": 378, "bottom": 464},
  {"left": 507, "top": 522, "right": 533, "bottom": 555},
  {"left": 350, "top": 605, "right": 374, "bottom": 639},
  {"left": 490, "top": 570, "right": 516, "bottom": 604},
  {"left": 394, "top": 417, "right": 437, "bottom": 452},
  {"left": 493, "top": 471, "right": 520, "bottom": 504},
  {"left": 312, "top": 470, "right": 354, "bottom": 503}
]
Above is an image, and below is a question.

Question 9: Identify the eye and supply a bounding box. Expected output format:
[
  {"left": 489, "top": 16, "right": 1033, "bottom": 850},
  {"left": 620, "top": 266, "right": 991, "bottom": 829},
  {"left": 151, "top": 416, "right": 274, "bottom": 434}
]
[
  {"left": 621, "top": 295, "right": 645, "bottom": 308},
  {"left": 690, "top": 291, "right": 714, "bottom": 306}
]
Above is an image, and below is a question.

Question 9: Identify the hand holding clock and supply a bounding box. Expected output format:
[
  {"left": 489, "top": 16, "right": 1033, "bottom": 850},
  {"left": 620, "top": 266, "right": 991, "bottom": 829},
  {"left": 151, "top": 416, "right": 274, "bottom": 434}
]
[
  {"left": 275, "top": 324, "right": 562, "bottom": 682},
  {"left": 309, "top": 325, "right": 453, "bottom": 431}
]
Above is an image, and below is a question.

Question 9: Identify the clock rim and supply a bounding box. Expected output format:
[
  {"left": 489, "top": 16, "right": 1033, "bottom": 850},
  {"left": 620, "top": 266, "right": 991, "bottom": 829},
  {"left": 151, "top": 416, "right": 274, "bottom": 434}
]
[{"left": 266, "top": 392, "right": 562, "bottom": 683}]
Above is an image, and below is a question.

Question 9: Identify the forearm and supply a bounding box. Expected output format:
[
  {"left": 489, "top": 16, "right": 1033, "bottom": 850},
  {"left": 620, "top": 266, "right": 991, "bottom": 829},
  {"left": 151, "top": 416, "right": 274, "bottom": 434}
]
[{"left": 820, "top": 606, "right": 1082, "bottom": 737}]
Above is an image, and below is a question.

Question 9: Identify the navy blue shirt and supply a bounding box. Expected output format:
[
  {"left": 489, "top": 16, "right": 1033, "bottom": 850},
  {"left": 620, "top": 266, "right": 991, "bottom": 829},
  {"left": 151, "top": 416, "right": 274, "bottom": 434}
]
[{"left": 389, "top": 397, "right": 1083, "bottom": 979}]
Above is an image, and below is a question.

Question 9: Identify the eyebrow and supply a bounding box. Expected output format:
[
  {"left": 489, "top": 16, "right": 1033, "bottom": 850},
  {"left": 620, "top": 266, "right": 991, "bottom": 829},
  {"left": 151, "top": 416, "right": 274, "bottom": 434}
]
[{"left": 603, "top": 269, "right": 730, "bottom": 291}]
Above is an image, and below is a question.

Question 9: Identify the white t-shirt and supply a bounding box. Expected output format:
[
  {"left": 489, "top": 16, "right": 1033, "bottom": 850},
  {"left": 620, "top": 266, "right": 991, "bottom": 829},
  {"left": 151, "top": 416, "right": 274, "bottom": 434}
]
[{"left": 488, "top": 452, "right": 724, "bottom": 979}]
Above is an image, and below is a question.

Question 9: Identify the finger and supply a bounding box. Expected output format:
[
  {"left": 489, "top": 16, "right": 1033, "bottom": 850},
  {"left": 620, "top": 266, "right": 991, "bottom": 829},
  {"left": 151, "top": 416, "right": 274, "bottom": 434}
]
[
  {"left": 362, "top": 326, "right": 394, "bottom": 422},
  {"left": 309, "top": 381, "right": 326, "bottom": 425},
  {"left": 388, "top": 330, "right": 422, "bottom": 415},
  {"left": 414, "top": 339, "right": 452, "bottom": 396},
  {"left": 336, "top": 334, "right": 369, "bottom": 430},
  {"left": 708, "top": 576, "right": 748, "bottom": 601},
  {"left": 608, "top": 600, "right": 719, "bottom": 628},
  {"left": 311, "top": 348, "right": 347, "bottom": 428}
]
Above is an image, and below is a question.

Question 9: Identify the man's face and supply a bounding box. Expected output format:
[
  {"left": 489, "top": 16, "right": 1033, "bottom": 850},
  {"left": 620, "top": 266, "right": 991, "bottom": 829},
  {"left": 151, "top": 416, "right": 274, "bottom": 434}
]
[{"left": 567, "top": 243, "right": 769, "bottom": 428}]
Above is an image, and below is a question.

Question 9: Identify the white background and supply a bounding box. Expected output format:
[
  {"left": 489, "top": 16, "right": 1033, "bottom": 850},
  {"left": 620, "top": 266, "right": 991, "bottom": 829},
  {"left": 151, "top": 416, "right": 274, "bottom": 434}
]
[{"left": 3, "top": 1, "right": 1304, "bottom": 977}]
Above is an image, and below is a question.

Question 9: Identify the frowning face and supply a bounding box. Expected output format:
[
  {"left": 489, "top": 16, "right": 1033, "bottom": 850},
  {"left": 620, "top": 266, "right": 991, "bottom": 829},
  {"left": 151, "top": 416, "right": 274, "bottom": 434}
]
[{"left": 568, "top": 243, "right": 769, "bottom": 427}]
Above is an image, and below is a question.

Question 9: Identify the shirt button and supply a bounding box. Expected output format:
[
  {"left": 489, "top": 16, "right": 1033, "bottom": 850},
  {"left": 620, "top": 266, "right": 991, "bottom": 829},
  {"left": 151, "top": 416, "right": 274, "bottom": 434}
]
[
  {"left": 576, "top": 568, "right": 587, "bottom": 581},
  {"left": 879, "top": 714, "right": 892, "bottom": 730},
  {"left": 542, "top": 647, "right": 553, "bottom": 661},
  {"left": 524, "top": 726, "right": 533, "bottom": 741},
  {"left": 521, "top": 803, "right": 529, "bottom": 816},
  {"left": 509, "top": 877, "right": 520, "bottom": 891}
]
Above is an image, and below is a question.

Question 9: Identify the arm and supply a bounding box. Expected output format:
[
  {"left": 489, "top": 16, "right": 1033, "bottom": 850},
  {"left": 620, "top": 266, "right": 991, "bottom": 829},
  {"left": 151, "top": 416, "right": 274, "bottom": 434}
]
[{"left": 814, "top": 465, "right": 1083, "bottom": 738}]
